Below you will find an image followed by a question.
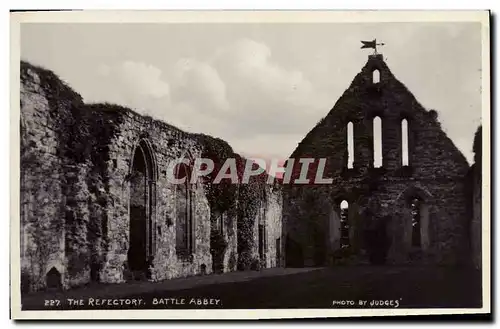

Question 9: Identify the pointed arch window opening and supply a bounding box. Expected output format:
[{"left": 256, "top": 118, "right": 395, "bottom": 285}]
[
  {"left": 340, "top": 200, "right": 350, "bottom": 248},
  {"left": 373, "top": 116, "right": 383, "bottom": 168},
  {"left": 175, "top": 162, "right": 194, "bottom": 258},
  {"left": 128, "top": 140, "right": 157, "bottom": 275},
  {"left": 402, "top": 119, "right": 409, "bottom": 166},
  {"left": 372, "top": 69, "right": 380, "bottom": 84},
  {"left": 347, "top": 122, "right": 354, "bottom": 169}
]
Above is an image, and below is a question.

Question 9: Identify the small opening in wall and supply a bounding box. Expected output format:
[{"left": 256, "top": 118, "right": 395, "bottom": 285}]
[
  {"left": 258, "top": 224, "right": 266, "bottom": 260},
  {"left": 46, "top": 267, "right": 62, "bottom": 290},
  {"left": 176, "top": 162, "right": 194, "bottom": 256},
  {"left": 218, "top": 214, "right": 224, "bottom": 236},
  {"left": 373, "top": 69, "right": 380, "bottom": 83},
  {"left": 112, "top": 159, "right": 117, "bottom": 169},
  {"left": 347, "top": 122, "right": 354, "bottom": 169},
  {"left": 340, "top": 200, "right": 350, "bottom": 249},
  {"left": 200, "top": 264, "right": 207, "bottom": 275},
  {"left": 166, "top": 214, "right": 173, "bottom": 227},
  {"left": 90, "top": 262, "right": 100, "bottom": 282},
  {"left": 402, "top": 118, "right": 409, "bottom": 166},
  {"left": 157, "top": 225, "right": 162, "bottom": 236},
  {"left": 373, "top": 116, "right": 383, "bottom": 168}
]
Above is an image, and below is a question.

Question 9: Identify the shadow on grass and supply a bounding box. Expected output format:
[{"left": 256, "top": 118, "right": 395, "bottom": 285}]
[{"left": 21, "top": 266, "right": 482, "bottom": 310}]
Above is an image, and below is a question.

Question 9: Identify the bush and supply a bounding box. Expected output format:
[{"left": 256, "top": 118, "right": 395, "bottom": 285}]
[
  {"left": 250, "top": 258, "right": 261, "bottom": 271},
  {"left": 228, "top": 252, "right": 237, "bottom": 271},
  {"left": 237, "top": 250, "right": 251, "bottom": 271}
]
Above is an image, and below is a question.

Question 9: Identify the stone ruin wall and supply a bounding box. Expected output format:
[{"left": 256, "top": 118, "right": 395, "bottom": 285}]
[
  {"left": 243, "top": 185, "right": 283, "bottom": 269},
  {"left": 468, "top": 126, "right": 482, "bottom": 270},
  {"left": 20, "top": 65, "right": 70, "bottom": 291},
  {"left": 283, "top": 55, "right": 472, "bottom": 267},
  {"left": 94, "top": 109, "right": 213, "bottom": 283},
  {"left": 264, "top": 186, "right": 283, "bottom": 268},
  {"left": 470, "top": 164, "right": 482, "bottom": 270},
  {"left": 19, "top": 61, "right": 283, "bottom": 292}
]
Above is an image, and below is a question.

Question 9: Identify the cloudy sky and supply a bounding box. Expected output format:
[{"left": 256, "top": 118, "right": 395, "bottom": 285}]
[{"left": 20, "top": 22, "right": 482, "bottom": 163}]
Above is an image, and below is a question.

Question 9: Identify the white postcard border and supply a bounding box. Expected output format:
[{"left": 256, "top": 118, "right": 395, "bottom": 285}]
[{"left": 9, "top": 9, "right": 491, "bottom": 320}]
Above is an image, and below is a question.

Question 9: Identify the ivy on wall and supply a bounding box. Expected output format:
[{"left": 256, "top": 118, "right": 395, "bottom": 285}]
[
  {"left": 21, "top": 61, "right": 282, "bottom": 290},
  {"left": 195, "top": 134, "right": 275, "bottom": 271},
  {"left": 21, "top": 62, "right": 127, "bottom": 286}
]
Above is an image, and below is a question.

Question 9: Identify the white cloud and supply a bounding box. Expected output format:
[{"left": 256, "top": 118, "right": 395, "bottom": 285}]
[
  {"left": 20, "top": 23, "right": 481, "bottom": 164},
  {"left": 86, "top": 61, "right": 172, "bottom": 120},
  {"left": 231, "top": 133, "right": 305, "bottom": 161},
  {"left": 79, "top": 38, "right": 478, "bottom": 164},
  {"left": 171, "top": 58, "right": 230, "bottom": 113},
  {"left": 116, "top": 61, "right": 170, "bottom": 99},
  {"left": 75, "top": 37, "right": 478, "bottom": 164},
  {"left": 212, "top": 39, "right": 317, "bottom": 107},
  {"left": 79, "top": 39, "right": 331, "bottom": 159},
  {"left": 84, "top": 58, "right": 232, "bottom": 140},
  {"left": 207, "top": 38, "right": 330, "bottom": 137}
]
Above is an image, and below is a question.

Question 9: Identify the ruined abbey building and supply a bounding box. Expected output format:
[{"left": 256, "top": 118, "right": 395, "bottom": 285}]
[
  {"left": 20, "top": 61, "right": 282, "bottom": 292},
  {"left": 19, "top": 53, "right": 481, "bottom": 294},
  {"left": 282, "top": 54, "right": 481, "bottom": 267}
]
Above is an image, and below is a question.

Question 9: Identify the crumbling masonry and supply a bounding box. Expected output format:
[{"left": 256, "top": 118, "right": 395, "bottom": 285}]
[
  {"left": 20, "top": 61, "right": 282, "bottom": 292},
  {"left": 19, "top": 55, "right": 482, "bottom": 293},
  {"left": 282, "top": 55, "right": 482, "bottom": 267}
]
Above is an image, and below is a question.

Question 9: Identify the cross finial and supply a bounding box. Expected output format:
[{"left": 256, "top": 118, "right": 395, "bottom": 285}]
[{"left": 360, "top": 39, "right": 385, "bottom": 55}]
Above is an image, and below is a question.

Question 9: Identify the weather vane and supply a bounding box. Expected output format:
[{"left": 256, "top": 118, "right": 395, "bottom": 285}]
[{"left": 360, "top": 39, "right": 385, "bottom": 55}]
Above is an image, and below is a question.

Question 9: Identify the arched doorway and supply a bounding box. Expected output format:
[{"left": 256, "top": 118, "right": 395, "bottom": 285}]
[
  {"left": 328, "top": 196, "right": 361, "bottom": 264},
  {"left": 340, "top": 200, "right": 350, "bottom": 249},
  {"left": 392, "top": 186, "right": 432, "bottom": 263},
  {"left": 406, "top": 195, "right": 430, "bottom": 258},
  {"left": 46, "top": 267, "right": 62, "bottom": 290},
  {"left": 128, "top": 139, "right": 157, "bottom": 278}
]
